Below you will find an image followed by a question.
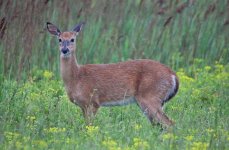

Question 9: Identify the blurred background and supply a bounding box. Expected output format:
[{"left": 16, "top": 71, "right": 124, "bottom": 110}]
[{"left": 0, "top": 0, "right": 228, "bottom": 80}]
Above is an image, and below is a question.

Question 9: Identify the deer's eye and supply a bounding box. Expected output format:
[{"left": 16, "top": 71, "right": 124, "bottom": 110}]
[
  {"left": 70, "top": 38, "right": 74, "bottom": 42},
  {"left": 59, "top": 39, "right": 62, "bottom": 42}
]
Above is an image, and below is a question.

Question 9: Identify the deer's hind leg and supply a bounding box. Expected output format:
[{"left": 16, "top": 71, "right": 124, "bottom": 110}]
[{"left": 136, "top": 96, "right": 174, "bottom": 127}]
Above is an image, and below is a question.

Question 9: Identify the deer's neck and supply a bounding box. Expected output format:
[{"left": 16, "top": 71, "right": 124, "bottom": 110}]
[{"left": 60, "top": 54, "right": 79, "bottom": 85}]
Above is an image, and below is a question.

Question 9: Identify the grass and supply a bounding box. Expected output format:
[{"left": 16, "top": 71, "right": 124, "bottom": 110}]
[
  {"left": 0, "top": 0, "right": 229, "bottom": 149},
  {"left": 0, "top": 0, "right": 229, "bottom": 79},
  {"left": 0, "top": 61, "right": 228, "bottom": 149}
]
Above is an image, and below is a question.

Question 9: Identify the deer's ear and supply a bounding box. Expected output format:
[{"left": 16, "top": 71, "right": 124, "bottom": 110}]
[
  {"left": 47, "top": 22, "right": 61, "bottom": 36},
  {"left": 72, "top": 22, "right": 85, "bottom": 34}
]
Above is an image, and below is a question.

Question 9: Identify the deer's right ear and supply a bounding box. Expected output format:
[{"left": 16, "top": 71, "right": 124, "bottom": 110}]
[
  {"left": 47, "top": 22, "right": 61, "bottom": 36},
  {"left": 72, "top": 22, "right": 85, "bottom": 34}
]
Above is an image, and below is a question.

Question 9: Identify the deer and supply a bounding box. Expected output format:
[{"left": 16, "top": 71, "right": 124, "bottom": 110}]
[{"left": 47, "top": 22, "right": 179, "bottom": 127}]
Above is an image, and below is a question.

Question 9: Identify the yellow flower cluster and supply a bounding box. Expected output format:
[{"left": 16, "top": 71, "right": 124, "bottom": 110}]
[
  {"left": 66, "top": 138, "right": 76, "bottom": 144},
  {"left": 221, "top": 129, "right": 229, "bottom": 141},
  {"left": 85, "top": 125, "right": 99, "bottom": 136},
  {"left": 194, "top": 58, "right": 203, "bottom": 64},
  {"left": 177, "top": 71, "right": 195, "bottom": 83},
  {"left": 16, "top": 141, "right": 23, "bottom": 149},
  {"left": 32, "top": 140, "right": 48, "bottom": 149},
  {"left": 26, "top": 115, "right": 37, "bottom": 131},
  {"left": 29, "top": 92, "right": 40, "bottom": 101},
  {"left": 206, "top": 128, "right": 214, "bottom": 133},
  {"left": 43, "top": 70, "right": 53, "bottom": 79},
  {"left": 215, "top": 63, "right": 224, "bottom": 73},
  {"left": 44, "top": 127, "right": 66, "bottom": 133},
  {"left": 184, "top": 135, "right": 194, "bottom": 141},
  {"left": 132, "top": 138, "right": 149, "bottom": 149},
  {"left": 134, "top": 124, "right": 142, "bottom": 130},
  {"left": 162, "top": 133, "right": 177, "bottom": 140},
  {"left": 4, "top": 132, "right": 20, "bottom": 141},
  {"left": 23, "top": 136, "right": 30, "bottom": 142},
  {"left": 102, "top": 137, "right": 121, "bottom": 150},
  {"left": 191, "top": 142, "right": 208, "bottom": 150},
  {"left": 204, "top": 66, "right": 211, "bottom": 71}
]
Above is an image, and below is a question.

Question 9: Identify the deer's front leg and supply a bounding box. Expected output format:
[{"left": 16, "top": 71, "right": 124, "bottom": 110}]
[{"left": 81, "top": 104, "right": 99, "bottom": 125}]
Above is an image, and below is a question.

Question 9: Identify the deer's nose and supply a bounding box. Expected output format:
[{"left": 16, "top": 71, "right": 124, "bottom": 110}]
[{"left": 61, "top": 48, "right": 69, "bottom": 54}]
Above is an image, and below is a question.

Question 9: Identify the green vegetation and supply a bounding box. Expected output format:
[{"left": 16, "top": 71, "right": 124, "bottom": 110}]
[
  {"left": 0, "top": 60, "right": 228, "bottom": 149},
  {"left": 0, "top": 0, "right": 229, "bottom": 150}
]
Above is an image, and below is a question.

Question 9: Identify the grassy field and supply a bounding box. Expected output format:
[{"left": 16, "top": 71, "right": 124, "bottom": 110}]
[
  {"left": 0, "top": 60, "right": 228, "bottom": 149},
  {"left": 0, "top": 0, "right": 229, "bottom": 150}
]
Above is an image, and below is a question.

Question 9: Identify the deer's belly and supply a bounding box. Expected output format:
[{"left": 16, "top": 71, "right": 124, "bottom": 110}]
[{"left": 100, "top": 97, "right": 136, "bottom": 107}]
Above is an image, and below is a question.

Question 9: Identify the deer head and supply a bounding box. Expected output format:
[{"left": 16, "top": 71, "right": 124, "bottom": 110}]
[{"left": 47, "top": 22, "right": 84, "bottom": 58}]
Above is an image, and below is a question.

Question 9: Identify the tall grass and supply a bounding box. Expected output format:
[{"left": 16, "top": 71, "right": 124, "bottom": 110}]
[{"left": 0, "top": 0, "right": 228, "bottom": 80}]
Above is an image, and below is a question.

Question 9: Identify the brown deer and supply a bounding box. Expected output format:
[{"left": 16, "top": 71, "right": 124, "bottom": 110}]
[{"left": 47, "top": 22, "right": 179, "bottom": 127}]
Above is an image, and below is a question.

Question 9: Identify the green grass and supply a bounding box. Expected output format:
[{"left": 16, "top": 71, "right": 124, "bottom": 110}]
[{"left": 0, "top": 62, "right": 228, "bottom": 150}]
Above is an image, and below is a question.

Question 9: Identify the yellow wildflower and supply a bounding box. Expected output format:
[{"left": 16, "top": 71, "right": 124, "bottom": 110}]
[
  {"left": 44, "top": 127, "right": 66, "bottom": 133},
  {"left": 162, "top": 133, "right": 177, "bottom": 140},
  {"left": 215, "top": 64, "right": 224, "bottom": 73},
  {"left": 194, "top": 58, "right": 203, "bottom": 64},
  {"left": 23, "top": 136, "right": 30, "bottom": 142},
  {"left": 191, "top": 142, "right": 208, "bottom": 150},
  {"left": 43, "top": 70, "right": 53, "bottom": 79},
  {"left": 32, "top": 140, "right": 48, "bottom": 149},
  {"left": 123, "top": 146, "right": 131, "bottom": 150},
  {"left": 102, "top": 137, "right": 121, "bottom": 150},
  {"left": 216, "top": 72, "right": 229, "bottom": 80},
  {"left": 27, "top": 92, "right": 40, "bottom": 101},
  {"left": 177, "top": 71, "right": 194, "bottom": 83},
  {"left": 86, "top": 125, "right": 99, "bottom": 136},
  {"left": 185, "top": 135, "right": 194, "bottom": 141},
  {"left": 134, "top": 124, "right": 142, "bottom": 130},
  {"left": 4, "top": 132, "right": 20, "bottom": 141},
  {"left": 206, "top": 128, "right": 214, "bottom": 133},
  {"left": 16, "top": 141, "right": 23, "bottom": 149},
  {"left": 66, "top": 138, "right": 76, "bottom": 144},
  {"left": 204, "top": 66, "right": 211, "bottom": 71},
  {"left": 132, "top": 137, "right": 149, "bottom": 149}
]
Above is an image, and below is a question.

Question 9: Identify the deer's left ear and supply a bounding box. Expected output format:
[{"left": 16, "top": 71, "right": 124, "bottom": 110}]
[{"left": 73, "top": 22, "right": 85, "bottom": 34}]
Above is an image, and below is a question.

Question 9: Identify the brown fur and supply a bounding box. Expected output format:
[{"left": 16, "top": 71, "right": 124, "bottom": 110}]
[{"left": 47, "top": 23, "right": 179, "bottom": 127}]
